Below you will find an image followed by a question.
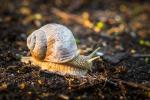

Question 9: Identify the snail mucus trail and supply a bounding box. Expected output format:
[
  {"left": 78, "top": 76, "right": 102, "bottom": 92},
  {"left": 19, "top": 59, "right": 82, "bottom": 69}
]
[{"left": 21, "top": 23, "right": 100, "bottom": 76}]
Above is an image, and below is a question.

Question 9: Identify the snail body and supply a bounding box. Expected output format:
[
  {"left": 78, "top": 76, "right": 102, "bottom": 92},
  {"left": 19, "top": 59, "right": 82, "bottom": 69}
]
[{"left": 21, "top": 23, "right": 100, "bottom": 76}]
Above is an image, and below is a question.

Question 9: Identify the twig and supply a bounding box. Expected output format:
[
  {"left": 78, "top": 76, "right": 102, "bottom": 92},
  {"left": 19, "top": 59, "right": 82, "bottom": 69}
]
[
  {"left": 51, "top": 8, "right": 83, "bottom": 24},
  {"left": 111, "top": 78, "right": 150, "bottom": 91},
  {"left": 132, "top": 54, "right": 150, "bottom": 58},
  {"left": 118, "top": 81, "right": 127, "bottom": 99}
]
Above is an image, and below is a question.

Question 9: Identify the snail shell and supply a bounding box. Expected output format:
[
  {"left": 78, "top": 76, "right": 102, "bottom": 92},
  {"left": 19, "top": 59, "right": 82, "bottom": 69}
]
[
  {"left": 22, "top": 23, "right": 100, "bottom": 76},
  {"left": 27, "top": 24, "right": 78, "bottom": 63}
]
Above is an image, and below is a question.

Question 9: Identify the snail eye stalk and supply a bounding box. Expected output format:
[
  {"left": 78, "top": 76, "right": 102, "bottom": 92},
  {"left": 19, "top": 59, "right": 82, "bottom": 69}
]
[
  {"left": 88, "top": 56, "right": 100, "bottom": 63},
  {"left": 88, "top": 47, "right": 100, "bottom": 58}
]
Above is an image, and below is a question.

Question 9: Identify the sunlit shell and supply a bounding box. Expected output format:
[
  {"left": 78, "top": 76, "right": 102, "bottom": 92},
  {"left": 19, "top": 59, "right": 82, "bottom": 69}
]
[{"left": 27, "top": 23, "right": 79, "bottom": 63}]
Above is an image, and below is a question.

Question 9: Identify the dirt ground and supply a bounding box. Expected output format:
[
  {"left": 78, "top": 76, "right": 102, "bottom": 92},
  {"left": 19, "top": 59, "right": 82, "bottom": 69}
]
[{"left": 0, "top": 0, "right": 150, "bottom": 100}]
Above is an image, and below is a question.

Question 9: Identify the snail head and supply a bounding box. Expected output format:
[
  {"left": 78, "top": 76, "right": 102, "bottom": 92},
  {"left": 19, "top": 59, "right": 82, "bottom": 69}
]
[
  {"left": 86, "top": 47, "right": 100, "bottom": 70},
  {"left": 69, "top": 47, "right": 100, "bottom": 70}
]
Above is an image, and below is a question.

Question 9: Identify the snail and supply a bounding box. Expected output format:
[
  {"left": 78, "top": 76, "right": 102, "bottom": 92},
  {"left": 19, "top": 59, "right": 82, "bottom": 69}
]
[{"left": 21, "top": 23, "right": 100, "bottom": 76}]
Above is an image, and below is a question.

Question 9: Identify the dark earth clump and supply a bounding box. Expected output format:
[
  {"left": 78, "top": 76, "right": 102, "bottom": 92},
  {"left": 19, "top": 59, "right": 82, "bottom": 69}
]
[{"left": 0, "top": 0, "right": 150, "bottom": 100}]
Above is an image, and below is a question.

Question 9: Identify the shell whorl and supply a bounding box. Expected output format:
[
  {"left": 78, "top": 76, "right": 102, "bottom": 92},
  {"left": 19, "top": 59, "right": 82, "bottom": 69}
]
[
  {"left": 27, "top": 24, "right": 79, "bottom": 63},
  {"left": 27, "top": 30, "right": 47, "bottom": 60}
]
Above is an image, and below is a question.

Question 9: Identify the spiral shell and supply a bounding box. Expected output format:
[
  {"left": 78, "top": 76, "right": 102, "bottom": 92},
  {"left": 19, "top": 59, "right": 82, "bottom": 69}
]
[{"left": 27, "top": 24, "right": 79, "bottom": 63}]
